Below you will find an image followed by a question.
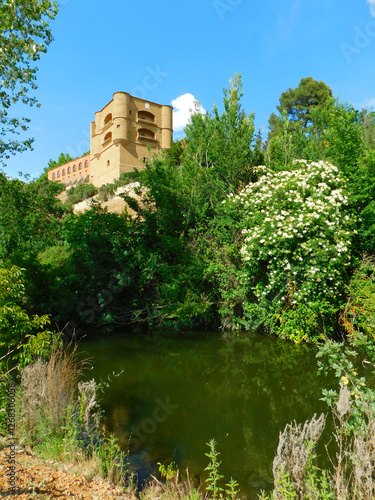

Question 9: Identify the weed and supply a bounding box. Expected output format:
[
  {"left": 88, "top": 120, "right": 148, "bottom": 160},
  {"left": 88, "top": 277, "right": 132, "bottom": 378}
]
[{"left": 204, "top": 439, "right": 224, "bottom": 500}]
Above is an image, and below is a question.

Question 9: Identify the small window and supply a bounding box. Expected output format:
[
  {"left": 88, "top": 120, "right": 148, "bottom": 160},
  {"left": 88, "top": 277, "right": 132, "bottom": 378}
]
[
  {"left": 62, "top": 169, "right": 66, "bottom": 176},
  {"left": 104, "top": 132, "right": 112, "bottom": 142},
  {"left": 57, "top": 171, "right": 60, "bottom": 178},
  {"left": 84, "top": 160, "right": 88, "bottom": 167},
  {"left": 145, "top": 103, "right": 150, "bottom": 109},
  {"left": 52, "top": 173, "right": 56, "bottom": 180},
  {"left": 67, "top": 166, "right": 71, "bottom": 174},
  {"left": 129, "top": 110, "right": 132, "bottom": 115},
  {"left": 104, "top": 113, "right": 112, "bottom": 125},
  {"left": 79, "top": 163, "right": 82, "bottom": 170},
  {"left": 73, "top": 164, "right": 77, "bottom": 172},
  {"left": 107, "top": 160, "right": 110, "bottom": 166},
  {"left": 117, "top": 124, "right": 120, "bottom": 128}
]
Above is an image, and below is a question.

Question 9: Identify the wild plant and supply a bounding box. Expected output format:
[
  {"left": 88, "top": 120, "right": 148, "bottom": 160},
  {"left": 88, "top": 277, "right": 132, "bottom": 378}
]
[
  {"left": 224, "top": 478, "right": 240, "bottom": 500},
  {"left": 95, "top": 432, "right": 129, "bottom": 484},
  {"left": 17, "top": 342, "right": 131, "bottom": 488},
  {"left": 221, "top": 159, "right": 355, "bottom": 341},
  {"left": 141, "top": 469, "right": 201, "bottom": 500},
  {"left": 158, "top": 461, "right": 177, "bottom": 482},
  {"left": 272, "top": 413, "right": 326, "bottom": 499},
  {"left": 261, "top": 330, "right": 375, "bottom": 500},
  {"left": 205, "top": 438, "right": 224, "bottom": 500},
  {"left": 17, "top": 343, "right": 83, "bottom": 444}
]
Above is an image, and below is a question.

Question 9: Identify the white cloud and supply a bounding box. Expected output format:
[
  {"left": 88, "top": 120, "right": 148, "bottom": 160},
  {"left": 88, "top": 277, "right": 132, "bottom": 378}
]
[
  {"left": 368, "top": 0, "right": 375, "bottom": 17},
  {"left": 171, "top": 93, "right": 206, "bottom": 133}
]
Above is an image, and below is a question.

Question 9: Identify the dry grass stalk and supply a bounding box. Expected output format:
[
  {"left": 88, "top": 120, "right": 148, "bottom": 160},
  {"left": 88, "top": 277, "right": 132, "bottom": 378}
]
[
  {"left": 141, "top": 469, "right": 201, "bottom": 500},
  {"left": 352, "top": 418, "right": 375, "bottom": 499},
  {"left": 18, "top": 344, "right": 85, "bottom": 439},
  {"left": 272, "top": 413, "right": 326, "bottom": 498},
  {"left": 78, "top": 379, "right": 101, "bottom": 433}
]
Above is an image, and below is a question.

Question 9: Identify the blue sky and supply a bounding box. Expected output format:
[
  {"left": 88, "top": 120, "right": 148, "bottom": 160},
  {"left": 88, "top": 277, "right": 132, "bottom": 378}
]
[{"left": 4, "top": 0, "right": 375, "bottom": 179}]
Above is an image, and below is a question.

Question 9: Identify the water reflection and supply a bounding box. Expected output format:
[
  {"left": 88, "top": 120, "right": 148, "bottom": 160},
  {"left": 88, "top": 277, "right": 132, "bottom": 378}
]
[{"left": 80, "top": 331, "right": 332, "bottom": 498}]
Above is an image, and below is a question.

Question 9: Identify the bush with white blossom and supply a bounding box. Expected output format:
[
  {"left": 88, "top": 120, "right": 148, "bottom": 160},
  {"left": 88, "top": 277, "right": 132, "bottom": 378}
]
[{"left": 224, "top": 159, "right": 356, "bottom": 341}]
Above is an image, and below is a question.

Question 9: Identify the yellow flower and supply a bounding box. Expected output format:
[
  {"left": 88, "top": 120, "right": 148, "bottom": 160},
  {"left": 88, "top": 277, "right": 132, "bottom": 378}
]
[{"left": 341, "top": 376, "right": 349, "bottom": 386}]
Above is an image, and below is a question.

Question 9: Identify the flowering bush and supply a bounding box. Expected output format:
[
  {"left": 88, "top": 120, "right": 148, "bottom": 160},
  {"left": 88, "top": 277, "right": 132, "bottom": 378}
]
[{"left": 224, "top": 160, "right": 356, "bottom": 341}]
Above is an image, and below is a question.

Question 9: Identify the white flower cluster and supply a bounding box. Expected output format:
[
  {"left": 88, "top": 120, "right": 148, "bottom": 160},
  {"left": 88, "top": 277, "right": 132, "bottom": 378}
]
[{"left": 226, "top": 160, "right": 354, "bottom": 307}]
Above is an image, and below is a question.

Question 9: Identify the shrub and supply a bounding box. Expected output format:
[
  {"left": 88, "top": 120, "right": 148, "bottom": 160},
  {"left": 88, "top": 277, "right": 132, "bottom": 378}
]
[
  {"left": 17, "top": 345, "right": 83, "bottom": 445},
  {"left": 0, "top": 266, "right": 51, "bottom": 351},
  {"left": 223, "top": 159, "right": 355, "bottom": 341},
  {"left": 262, "top": 334, "right": 375, "bottom": 500},
  {"left": 64, "top": 183, "right": 98, "bottom": 209},
  {"left": 341, "top": 255, "right": 375, "bottom": 341},
  {"left": 98, "top": 182, "right": 117, "bottom": 202},
  {"left": 16, "top": 343, "right": 130, "bottom": 486}
]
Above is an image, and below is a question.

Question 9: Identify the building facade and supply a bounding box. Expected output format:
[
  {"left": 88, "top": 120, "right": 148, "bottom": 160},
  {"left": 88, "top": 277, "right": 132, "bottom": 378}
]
[
  {"left": 48, "top": 154, "right": 91, "bottom": 186},
  {"left": 48, "top": 92, "right": 173, "bottom": 187}
]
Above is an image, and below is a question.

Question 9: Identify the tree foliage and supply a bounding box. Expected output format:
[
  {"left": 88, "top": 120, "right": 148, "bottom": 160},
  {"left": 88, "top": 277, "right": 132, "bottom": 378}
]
[
  {"left": 0, "top": 266, "right": 50, "bottom": 350},
  {"left": 0, "top": 0, "right": 58, "bottom": 165},
  {"left": 221, "top": 160, "right": 355, "bottom": 340},
  {"left": 1, "top": 74, "right": 375, "bottom": 342},
  {"left": 268, "top": 76, "right": 332, "bottom": 138},
  {"left": 0, "top": 172, "right": 64, "bottom": 261}
]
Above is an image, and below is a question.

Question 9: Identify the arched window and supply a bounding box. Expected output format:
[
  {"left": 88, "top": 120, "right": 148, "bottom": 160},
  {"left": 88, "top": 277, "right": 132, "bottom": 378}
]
[
  {"left": 138, "top": 128, "right": 155, "bottom": 140},
  {"left": 104, "top": 113, "right": 112, "bottom": 126},
  {"left": 73, "top": 164, "right": 77, "bottom": 172},
  {"left": 104, "top": 131, "right": 112, "bottom": 143},
  {"left": 78, "top": 163, "right": 82, "bottom": 170},
  {"left": 57, "top": 171, "right": 60, "bottom": 178},
  {"left": 138, "top": 111, "right": 155, "bottom": 122},
  {"left": 52, "top": 173, "right": 56, "bottom": 180},
  {"left": 62, "top": 169, "right": 66, "bottom": 176},
  {"left": 84, "top": 160, "right": 89, "bottom": 167},
  {"left": 67, "top": 166, "right": 71, "bottom": 174}
]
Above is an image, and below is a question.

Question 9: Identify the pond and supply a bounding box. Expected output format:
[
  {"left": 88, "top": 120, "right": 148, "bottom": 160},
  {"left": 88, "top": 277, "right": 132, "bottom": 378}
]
[{"left": 79, "top": 330, "right": 333, "bottom": 498}]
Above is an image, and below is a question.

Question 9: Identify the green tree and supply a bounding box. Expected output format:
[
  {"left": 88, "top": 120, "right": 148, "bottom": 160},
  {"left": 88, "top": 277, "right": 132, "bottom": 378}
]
[
  {"left": 0, "top": 266, "right": 50, "bottom": 352},
  {"left": 266, "top": 111, "right": 309, "bottom": 167},
  {"left": 0, "top": 172, "right": 64, "bottom": 261},
  {"left": 359, "top": 108, "right": 375, "bottom": 149},
  {"left": 47, "top": 152, "right": 75, "bottom": 171},
  {"left": 0, "top": 265, "right": 55, "bottom": 430},
  {"left": 183, "top": 72, "right": 256, "bottom": 195},
  {"left": 0, "top": 0, "right": 58, "bottom": 165},
  {"left": 322, "top": 101, "right": 364, "bottom": 175},
  {"left": 268, "top": 77, "right": 332, "bottom": 138}
]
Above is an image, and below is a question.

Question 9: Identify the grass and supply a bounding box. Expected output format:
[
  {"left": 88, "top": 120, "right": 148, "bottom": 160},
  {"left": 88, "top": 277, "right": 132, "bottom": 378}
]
[{"left": 15, "top": 342, "right": 135, "bottom": 493}]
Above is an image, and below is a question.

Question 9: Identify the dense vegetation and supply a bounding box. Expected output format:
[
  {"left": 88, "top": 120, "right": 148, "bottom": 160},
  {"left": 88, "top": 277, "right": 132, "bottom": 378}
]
[
  {"left": 1, "top": 71, "right": 375, "bottom": 498},
  {"left": 1, "top": 74, "right": 375, "bottom": 343},
  {"left": 2, "top": 1, "right": 374, "bottom": 498}
]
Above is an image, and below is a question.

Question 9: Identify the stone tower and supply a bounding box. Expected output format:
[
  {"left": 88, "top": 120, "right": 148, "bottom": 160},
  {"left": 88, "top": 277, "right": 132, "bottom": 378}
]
[{"left": 89, "top": 92, "right": 173, "bottom": 187}]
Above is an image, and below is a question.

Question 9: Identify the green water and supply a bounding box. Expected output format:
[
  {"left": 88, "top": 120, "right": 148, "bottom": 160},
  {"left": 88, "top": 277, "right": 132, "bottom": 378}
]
[{"left": 80, "top": 331, "right": 331, "bottom": 498}]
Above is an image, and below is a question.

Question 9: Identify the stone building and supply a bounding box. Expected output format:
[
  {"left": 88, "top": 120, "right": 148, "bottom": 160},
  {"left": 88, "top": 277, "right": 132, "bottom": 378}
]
[{"left": 48, "top": 92, "right": 173, "bottom": 187}]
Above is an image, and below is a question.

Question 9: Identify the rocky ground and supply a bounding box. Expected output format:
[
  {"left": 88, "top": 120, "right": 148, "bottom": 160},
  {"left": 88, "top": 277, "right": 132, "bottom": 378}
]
[{"left": 0, "top": 446, "right": 135, "bottom": 499}]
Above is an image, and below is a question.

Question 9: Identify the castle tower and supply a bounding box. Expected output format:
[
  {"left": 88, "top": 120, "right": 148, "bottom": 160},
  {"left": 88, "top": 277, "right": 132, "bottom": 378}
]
[{"left": 89, "top": 92, "right": 173, "bottom": 187}]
